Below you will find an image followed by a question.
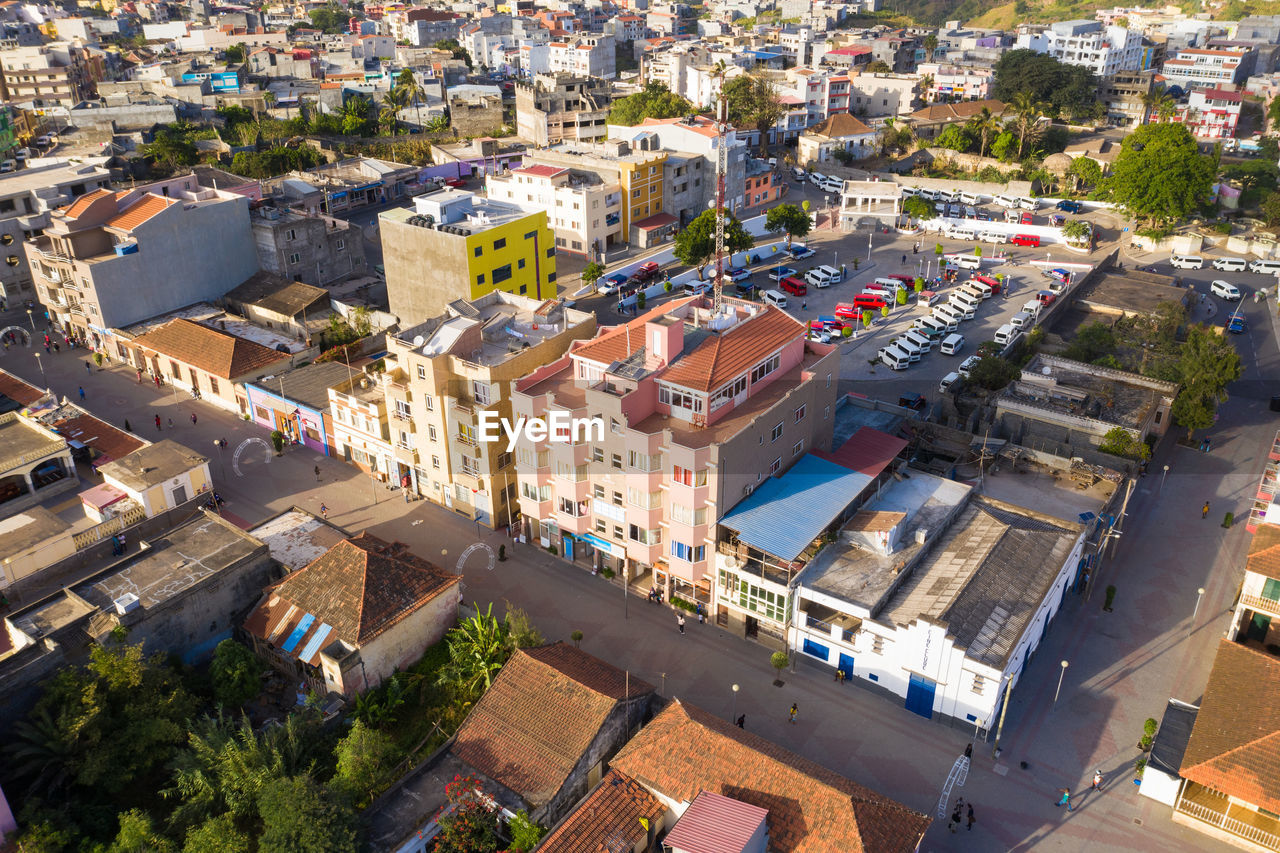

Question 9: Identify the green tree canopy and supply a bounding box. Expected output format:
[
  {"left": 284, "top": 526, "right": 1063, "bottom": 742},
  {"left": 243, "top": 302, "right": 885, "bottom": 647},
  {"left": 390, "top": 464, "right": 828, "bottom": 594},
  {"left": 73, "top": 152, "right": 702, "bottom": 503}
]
[
  {"left": 1067, "top": 156, "right": 1103, "bottom": 191},
  {"left": 763, "top": 203, "right": 811, "bottom": 247},
  {"left": 308, "top": 4, "right": 347, "bottom": 33},
  {"left": 992, "top": 49, "right": 1099, "bottom": 118},
  {"left": 332, "top": 720, "right": 400, "bottom": 806},
  {"left": 967, "top": 355, "right": 1019, "bottom": 390},
  {"left": 722, "top": 72, "right": 784, "bottom": 155},
  {"left": 1063, "top": 321, "right": 1116, "bottom": 363},
  {"left": 230, "top": 146, "right": 326, "bottom": 179},
  {"left": 183, "top": 815, "right": 250, "bottom": 853},
  {"left": 1263, "top": 190, "right": 1280, "bottom": 226},
  {"left": 434, "top": 39, "right": 473, "bottom": 68},
  {"left": 1105, "top": 123, "right": 1215, "bottom": 226},
  {"left": 1098, "top": 427, "right": 1151, "bottom": 461},
  {"left": 672, "top": 208, "right": 755, "bottom": 278},
  {"left": 607, "top": 82, "right": 695, "bottom": 126},
  {"left": 209, "top": 639, "right": 262, "bottom": 708},
  {"left": 257, "top": 775, "right": 358, "bottom": 853},
  {"left": 902, "top": 196, "right": 935, "bottom": 220},
  {"left": 1222, "top": 159, "right": 1279, "bottom": 193},
  {"left": 935, "top": 123, "right": 974, "bottom": 153}
]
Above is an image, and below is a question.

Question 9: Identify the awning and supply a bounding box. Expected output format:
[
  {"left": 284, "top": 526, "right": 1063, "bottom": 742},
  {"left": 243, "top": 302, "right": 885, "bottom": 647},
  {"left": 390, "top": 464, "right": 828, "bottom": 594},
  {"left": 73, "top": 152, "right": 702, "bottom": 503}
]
[{"left": 633, "top": 212, "right": 677, "bottom": 231}]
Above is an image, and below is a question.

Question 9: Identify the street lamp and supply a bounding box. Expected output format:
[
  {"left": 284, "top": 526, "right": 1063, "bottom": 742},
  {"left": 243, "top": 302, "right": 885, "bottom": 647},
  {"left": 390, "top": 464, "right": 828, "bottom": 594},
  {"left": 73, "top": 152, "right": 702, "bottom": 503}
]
[
  {"left": 1161, "top": 464, "right": 1170, "bottom": 490},
  {"left": 32, "top": 351, "right": 45, "bottom": 386},
  {"left": 1193, "top": 587, "right": 1206, "bottom": 623},
  {"left": 213, "top": 438, "right": 227, "bottom": 478},
  {"left": 25, "top": 308, "right": 34, "bottom": 331},
  {"left": 1054, "top": 660, "right": 1069, "bottom": 705},
  {"left": 731, "top": 683, "right": 740, "bottom": 722}
]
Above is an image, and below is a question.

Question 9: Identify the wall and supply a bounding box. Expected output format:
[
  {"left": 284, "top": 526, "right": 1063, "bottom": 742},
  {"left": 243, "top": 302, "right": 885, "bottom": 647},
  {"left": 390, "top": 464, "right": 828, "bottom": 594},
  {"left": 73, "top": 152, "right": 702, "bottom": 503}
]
[
  {"left": 346, "top": 580, "right": 460, "bottom": 695},
  {"left": 252, "top": 214, "right": 368, "bottom": 286}
]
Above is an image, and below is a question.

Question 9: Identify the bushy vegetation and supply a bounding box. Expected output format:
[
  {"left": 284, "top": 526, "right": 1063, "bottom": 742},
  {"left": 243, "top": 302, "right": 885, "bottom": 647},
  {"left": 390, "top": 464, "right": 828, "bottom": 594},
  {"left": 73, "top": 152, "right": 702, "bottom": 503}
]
[{"left": 230, "top": 146, "right": 325, "bottom": 179}]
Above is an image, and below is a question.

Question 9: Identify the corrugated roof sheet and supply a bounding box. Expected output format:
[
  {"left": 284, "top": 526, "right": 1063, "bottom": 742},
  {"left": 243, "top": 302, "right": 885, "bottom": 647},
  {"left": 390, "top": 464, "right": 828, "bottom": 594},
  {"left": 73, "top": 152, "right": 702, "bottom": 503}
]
[
  {"left": 662, "top": 790, "right": 768, "bottom": 853},
  {"left": 815, "top": 426, "right": 906, "bottom": 478},
  {"left": 719, "top": 454, "right": 872, "bottom": 562}
]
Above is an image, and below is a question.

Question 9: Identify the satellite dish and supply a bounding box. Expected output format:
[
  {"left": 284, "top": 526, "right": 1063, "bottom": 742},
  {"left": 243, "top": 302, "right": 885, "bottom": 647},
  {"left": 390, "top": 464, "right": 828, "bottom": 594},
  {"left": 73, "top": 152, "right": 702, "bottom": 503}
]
[
  {"left": 724, "top": 555, "right": 738, "bottom": 568},
  {"left": 1042, "top": 366, "right": 1051, "bottom": 375},
  {"left": 412, "top": 335, "right": 425, "bottom": 347}
]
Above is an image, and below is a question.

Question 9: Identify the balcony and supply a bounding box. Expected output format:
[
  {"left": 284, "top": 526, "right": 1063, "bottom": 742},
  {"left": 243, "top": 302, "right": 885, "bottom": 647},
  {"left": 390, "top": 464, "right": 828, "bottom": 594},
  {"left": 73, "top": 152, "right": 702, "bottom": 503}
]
[
  {"left": 1242, "top": 594, "right": 1280, "bottom": 619},
  {"left": 1178, "top": 783, "right": 1280, "bottom": 851}
]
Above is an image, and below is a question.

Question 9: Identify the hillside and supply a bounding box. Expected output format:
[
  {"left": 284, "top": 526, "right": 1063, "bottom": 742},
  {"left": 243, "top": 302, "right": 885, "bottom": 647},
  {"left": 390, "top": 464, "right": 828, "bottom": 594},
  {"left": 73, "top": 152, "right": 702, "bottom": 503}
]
[{"left": 880, "top": 0, "right": 1278, "bottom": 27}]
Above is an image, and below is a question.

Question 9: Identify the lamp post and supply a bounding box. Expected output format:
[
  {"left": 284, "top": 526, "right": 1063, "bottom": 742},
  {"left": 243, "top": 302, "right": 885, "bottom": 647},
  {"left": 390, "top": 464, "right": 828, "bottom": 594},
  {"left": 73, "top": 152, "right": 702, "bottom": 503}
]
[
  {"left": 1161, "top": 464, "right": 1170, "bottom": 490},
  {"left": 32, "top": 351, "right": 45, "bottom": 386},
  {"left": 26, "top": 308, "right": 34, "bottom": 331},
  {"left": 1193, "top": 587, "right": 1206, "bottom": 623},
  {"left": 1054, "top": 660, "right": 1069, "bottom": 705},
  {"left": 731, "top": 683, "right": 740, "bottom": 722},
  {"left": 213, "top": 438, "right": 226, "bottom": 478}
]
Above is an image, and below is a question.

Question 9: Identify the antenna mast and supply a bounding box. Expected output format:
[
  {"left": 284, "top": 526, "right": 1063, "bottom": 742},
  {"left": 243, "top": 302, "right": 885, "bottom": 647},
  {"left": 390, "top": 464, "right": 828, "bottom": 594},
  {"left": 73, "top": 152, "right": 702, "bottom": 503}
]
[{"left": 712, "top": 70, "right": 729, "bottom": 310}]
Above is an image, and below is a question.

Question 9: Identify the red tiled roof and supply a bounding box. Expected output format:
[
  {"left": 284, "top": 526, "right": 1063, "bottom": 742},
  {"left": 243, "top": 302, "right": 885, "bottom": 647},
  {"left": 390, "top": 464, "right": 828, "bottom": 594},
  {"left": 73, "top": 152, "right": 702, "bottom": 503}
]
[
  {"left": 663, "top": 790, "right": 769, "bottom": 853},
  {"left": 131, "top": 318, "right": 288, "bottom": 380},
  {"left": 573, "top": 297, "right": 697, "bottom": 367},
  {"left": 538, "top": 769, "right": 663, "bottom": 853},
  {"left": 0, "top": 369, "right": 45, "bottom": 406},
  {"left": 105, "top": 194, "right": 177, "bottom": 231},
  {"left": 610, "top": 699, "right": 931, "bottom": 852},
  {"left": 50, "top": 412, "right": 145, "bottom": 464},
  {"left": 909, "top": 99, "right": 1007, "bottom": 122},
  {"left": 62, "top": 187, "right": 114, "bottom": 220},
  {"left": 243, "top": 532, "right": 460, "bottom": 661},
  {"left": 633, "top": 212, "right": 677, "bottom": 230},
  {"left": 1182, "top": 640, "right": 1280, "bottom": 812},
  {"left": 1247, "top": 524, "right": 1280, "bottom": 582},
  {"left": 806, "top": 111, "right": 873, "bottom": 139},
  {"left": 514, "top": 164, "right": 568, "bottom": 178},
  {"left": 451, "top": 643, "right": 654, "bottom": 809},
  {"left": 815, "top": 425, "right": 907, "bottom": 478},
  {"left": 661, "top": 306, "right": 805, "bottom": 393}
]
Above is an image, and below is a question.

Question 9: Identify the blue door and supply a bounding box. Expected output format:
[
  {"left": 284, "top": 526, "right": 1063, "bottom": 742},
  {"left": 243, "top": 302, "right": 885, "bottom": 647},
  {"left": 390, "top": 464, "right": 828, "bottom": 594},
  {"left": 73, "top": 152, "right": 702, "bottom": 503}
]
[
  {"left": 838, "top": 654, "right": 854, "bottom": 680},
  {"left": 905, "top": 673, "right": 936, "bottom": 719},
  {"left": 563, "top": 536, "right": 574, "bottom": 561}
]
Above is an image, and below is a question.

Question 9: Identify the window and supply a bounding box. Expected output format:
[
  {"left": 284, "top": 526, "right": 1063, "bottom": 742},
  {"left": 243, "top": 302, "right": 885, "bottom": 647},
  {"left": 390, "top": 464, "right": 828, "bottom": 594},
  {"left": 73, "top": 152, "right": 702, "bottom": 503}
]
[
  {"left": 1264, "top": 578, "right": 1280, "bottom": 602},
  {"left": 751, "top": 353, "right": 781, "bottom": 384},
  {"left": 460, "top": 455, "right": 481, "bottom": 477},
  {"left": 670, "top": 504, "right": 707, "bottom": 525},
  {"left": 972, "top": 674, "right": 986, "bottom": 695},
  {"left": 794, "top": 404, "right": 806, "bottom": 422},
  {"left": 771, "top": 422, "right": 783, "bottom": 442},
  {"left": 254, "top": 405, "right": 270, "bottom": 421},
  {"left": 613, "top": 525, "right": 625, "bottom": 541},
  {"left": 628, "top": 450, "right": 659, "bottom": 471},
  {"left": 472, "top": 381, "right": 491, "bottom": 406},
  {"left": 524, "top": 231, "right": 536, "bottom": 239},
  {"left": 612, "top": 490, "right": 623, "bottom": 507},
  {"left": 611, "top": 453, "right": 623, "bottom": 470},
  {"left": 428, "top": 425, "right": 438, "bottom": 441},
  {"left": 432, "top": 455, "right": 440, "bottom": 469},
  {"left": 770, "top": 457, "right": 782, "bottom": 475},
  {"left": 595, "top": 518, "right": 607, "bottom": 534},
  {"left": 629, "top": 524, "right": 660, "bottom": 544},
  {"left": 670, "top": 541, "right": 706, "bottom": 563},
  {"left": 335, "top": 239, "right": 345, "bottom": 251},
  {"left": 559, "top": 496, "right": 583, "bottom": 516},
  {"left": 474, "top": 246, "right": 483, "bottom": 257},
  {"left": 824, "top": 405, "right": 830, "bottom": 420},
  {"left": 493, "top": 237, "right": 506, "bottom": 250},
  {"left": 395, "top": 400, "right": 411, "bottom": 420},
  {"left": 518, "top": 258, "right": 525, "bottom": 269},
  {"left": 627, "top": 487, "right": 662, "bottom": 509},
  {"left": 286, "top": 228, "right": 296, "bottom": 240},
  {"left": 492, "top": 264, "right": 512, "bottom": 284},
  {"left": 593, "top": 484, "right": 606, "bottom": 500},
  {"left": 546, "top": 247, "right": 555, "bottom": 258},
  {"left": 710, "top": 375, "right": 748, "bottom": 411},
  {"left": 871, "top": 635, "right": 886, "bottom": 654},
  {"left": 792, "top": 439, "right": 804, "bottom": 457},
  {"left": 477, "top": 273, "right": 485, "bottom": 284},
  {"left": 288, "top": 253, "right": 300, "bottom": 265},
  {"left": 591, "top": 446, "right": 604, "bottom": 463},
  {"left": 803, "top": 638, "right": 831, "bottom": 661},
  {"left": 209, "top": 377, "right": 219, "bottom": 395},
  {"left": 424, "top": 395, "right": 434, "bottom": 411},
  {"left": 659, "top": 384, "right": 704, "bottom": 413}
]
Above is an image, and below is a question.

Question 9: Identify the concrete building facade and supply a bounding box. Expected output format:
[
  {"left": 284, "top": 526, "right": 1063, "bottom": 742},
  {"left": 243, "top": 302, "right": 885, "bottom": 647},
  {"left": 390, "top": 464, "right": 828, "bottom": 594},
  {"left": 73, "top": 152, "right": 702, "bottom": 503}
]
[
  {"left": 485, "top": 164, "right": 624, "bottom": 259},
  {"left": 250, "top": 204, "right": 368, "bottom": 287},
  {"left": 514, "top": 73, "right": 612, "bottom": 147}
]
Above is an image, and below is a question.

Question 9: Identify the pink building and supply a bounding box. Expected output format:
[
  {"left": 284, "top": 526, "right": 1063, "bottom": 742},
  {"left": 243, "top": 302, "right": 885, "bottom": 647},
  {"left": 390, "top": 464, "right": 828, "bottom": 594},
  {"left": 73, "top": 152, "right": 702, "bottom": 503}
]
[
  {"left": 511, "top": 296, "right": 839, "bottom": 606},
  {"left": 1173, "top": 88, "right": 1242, "bottom": 139}
]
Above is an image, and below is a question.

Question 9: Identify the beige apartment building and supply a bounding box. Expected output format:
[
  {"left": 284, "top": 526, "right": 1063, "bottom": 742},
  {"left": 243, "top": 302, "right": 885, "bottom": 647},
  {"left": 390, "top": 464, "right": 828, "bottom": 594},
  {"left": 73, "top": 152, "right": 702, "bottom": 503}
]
[
  {"left": 510, "top": 296, "right": 840, "bottom": 605},
  {"left": 484, "top": 164, "right": 625, "bottom": 260},
  {"left": 380, "top": 291, "right": 595, "bottom": 527}
]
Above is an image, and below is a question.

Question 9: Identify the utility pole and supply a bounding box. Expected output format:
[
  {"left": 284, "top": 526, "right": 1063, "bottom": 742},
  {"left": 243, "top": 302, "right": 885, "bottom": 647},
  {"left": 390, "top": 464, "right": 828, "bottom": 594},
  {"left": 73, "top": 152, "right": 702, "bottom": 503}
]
[{"left": 712, "top": 64, "right": 729, "bottom": 310}]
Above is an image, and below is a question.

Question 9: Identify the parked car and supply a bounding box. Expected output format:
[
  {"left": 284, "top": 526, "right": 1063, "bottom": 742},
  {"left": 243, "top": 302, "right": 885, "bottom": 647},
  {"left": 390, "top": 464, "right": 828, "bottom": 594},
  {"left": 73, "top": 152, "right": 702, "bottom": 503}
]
[
  {"left": 958, "top": 355, "right": 982, "bottom": 377},
  {"left": 1037, "top": 290, "right": 1057, "bottom": 305},
  {"left": 780, "top": 276, "right": 808, "bottom": 296},
  {"left": 1211, "top": 280, "right": 1242, "bottom": 301},
  {"left": 683, "top": 281, "right": 711, "bottom": 296},
  {"left": 1056, "top": 200, "right": 1082, "bottom": 213},
  {"left": 597, "top": 273, "right": 628, "bottom": 295},
  {"left": 808, "top": 329, "right": 832, "bottom": 343},
  {"left": 1048, "top": 214, "right": 1065, "bottom": 227},
  {"left": 790, "top": 245, "right": 816, "bottom": 260},
  {"left": 1227, "top": 314, "right": 1247, "bottom": 334},
  {"left": 727, "top": 267, "right": 751, "bottom": 282},
  {"left": 633, "top": 261, "right": 661, "bottom": 281},
  {"left": 898, "top": 392, "right": 926, "bottom": 411},
  {"left": 443, "top": 178, "right": 466, "bottom": 188},
  {"left": 767, "top": 266, "right": 797, "bottom": 281},
  {"left": 1019, "top": 212, "right": 1034, "bottom": 225}
]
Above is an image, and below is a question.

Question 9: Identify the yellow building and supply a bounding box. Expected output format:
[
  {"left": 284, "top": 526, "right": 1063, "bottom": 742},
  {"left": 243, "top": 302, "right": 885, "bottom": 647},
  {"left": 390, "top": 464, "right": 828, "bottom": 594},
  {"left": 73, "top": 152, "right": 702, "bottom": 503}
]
[
  {"left": 97, "top": 440, "right": 212, "bottom": 516},
  {"left": 617, "top": 152, "right": 666, "bottom": 234},
  {"left": 382, "top": 190, "right": 558, "bottom": 325}
]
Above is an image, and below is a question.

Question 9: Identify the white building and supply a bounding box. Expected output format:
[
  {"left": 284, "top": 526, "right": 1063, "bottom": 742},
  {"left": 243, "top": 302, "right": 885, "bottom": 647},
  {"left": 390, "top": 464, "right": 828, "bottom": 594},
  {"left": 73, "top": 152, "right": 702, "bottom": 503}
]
[
  {"left": 915, "top": 62, "right": 993, "bottom": 102},
  {"left": 1160, "top": 47, "right": 1252, "bottom": 92},
  {"left": 847, "top": 71, "right": 920, "bottom": 117},
  {"left": 549, "top": 34, "right": 617, "bottom": 79},
  {"left": 1015, "top": 20, "right": 1142, "bottom": 77},
  {"left": 797, "top": 112, "right": 877, "bottom": 166},
  {"left": 485, "top": 164, "right": 624, "bottom": 258}
]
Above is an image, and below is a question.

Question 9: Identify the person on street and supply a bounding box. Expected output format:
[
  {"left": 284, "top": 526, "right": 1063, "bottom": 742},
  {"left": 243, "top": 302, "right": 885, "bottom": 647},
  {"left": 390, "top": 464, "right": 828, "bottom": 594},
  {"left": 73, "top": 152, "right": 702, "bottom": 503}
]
[
  {"left": 677, "top": 614, "right": 686, "bottom": 634},
  {"left": 1057, "top": 789, "right": 1073, "bottom": 811},
  {"left": 320, "top": 503, "right": 328, "bottom": 519},
  {"left": 967, "top": 803, "right": 975, "bottom": 830},
  {"left": 736, "top": 715, "right": 745, "bottom": 729},
  {"left": 78, "top": 386, "right": 85, "bottom": 401},
  {"left": 1203, "top": 501, "right": 1211, "bottom": 519},
  {"left": 314, "top": 465, "right": 321, "bottom": 481},
  {"left": 190, "top": 413, "right": 197, "bottom": 426},
  {"left": 155, "top": 414, "right": 162, "bottom": 431},
  {"left": 84, "top": 361, "right": 91, "bottom": 375},
  {"left": 789, "top": 703, "right": 798, "bottom": 724},
  {"left": 1092, "top": 770, "right": 1103, "bottom": 791}
]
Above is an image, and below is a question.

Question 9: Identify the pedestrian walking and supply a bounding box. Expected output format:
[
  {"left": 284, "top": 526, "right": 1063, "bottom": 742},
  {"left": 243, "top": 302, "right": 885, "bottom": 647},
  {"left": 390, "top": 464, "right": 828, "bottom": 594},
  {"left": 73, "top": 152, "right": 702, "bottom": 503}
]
[
  {"left": 154, "top": 374, "right": 161, "bottom": 388},
  {"left": 836, "top": 668, "right": 845, "bottom": 684},
  {"left": 967, "top": 804, "right": 975, "bottom": 830},
  {"left": 677, "top": 614, "right": 686, "bottom": 634},
  {"left": 167, "top": 417, "right": 173, "bottom": 429},
  {"left": 314, "top": 465, "right": 321, "bottom": 481},
  {"left": 78, "top": 386, "right": 85, "bottom": 401},
  {"left": 136, "top": 369, "right": 143, "bottom": 383},
  {"left": 1092, "top": 770, "right": 1103, "bottom": 791},
  {"left": 950, "top": 803, "right": 961, "bottom": 833},
  {"left": 1057, "top": 788, "right": 1073, "bottom": 811},
  {"left": 736, "top": 714, "right": 745, "bottom": 729},
  {"left": 1203, "top": 500, "right": 1211, "bottom": 519},
  {"left": 52, "top": 343, "right": 58, "bottom": 353},
  {"left": 965, "top": 743, "right": 973, "bottom": 760},
  {"left": 118, "top": 533, "right": 125, "bottom": 554},
  {"left": 1203, "top": 437, "right": 1211, "bottom": 453},
  {"left": 789, "top": 703, "right": 798, "bottom": 724},
  {"left": 320, "top": 503, "right": 328, "bottom": 519},
  {"left": 155, "top": 414, "right": 162, "bottom": 431},
  {"left": 84, "top": 360, "right": 91, "bottom": 375},
  {"left": 43, "top": 342, "right": 49, "bottom": 354}
]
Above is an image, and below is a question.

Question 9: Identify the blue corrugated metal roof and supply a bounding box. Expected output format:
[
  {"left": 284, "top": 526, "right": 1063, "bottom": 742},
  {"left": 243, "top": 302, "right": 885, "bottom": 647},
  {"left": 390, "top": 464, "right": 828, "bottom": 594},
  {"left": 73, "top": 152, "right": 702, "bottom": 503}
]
[{"left": 719, "top": 455, "right": 872, "bottom": 562}]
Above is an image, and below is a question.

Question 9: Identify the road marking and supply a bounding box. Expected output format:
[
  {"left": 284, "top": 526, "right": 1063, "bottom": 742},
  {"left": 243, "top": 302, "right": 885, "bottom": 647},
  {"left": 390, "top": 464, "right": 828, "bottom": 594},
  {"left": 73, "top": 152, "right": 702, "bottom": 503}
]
[{"left": 231, "top": 437, "right": 272, "bottom": 477}]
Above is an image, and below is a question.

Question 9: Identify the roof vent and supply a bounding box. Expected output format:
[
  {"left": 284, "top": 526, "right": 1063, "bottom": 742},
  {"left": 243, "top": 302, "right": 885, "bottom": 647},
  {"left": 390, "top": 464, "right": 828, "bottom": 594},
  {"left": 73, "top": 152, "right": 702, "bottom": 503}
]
[{"left": 114, "top": 592, "right": 140, "bottom": 615}]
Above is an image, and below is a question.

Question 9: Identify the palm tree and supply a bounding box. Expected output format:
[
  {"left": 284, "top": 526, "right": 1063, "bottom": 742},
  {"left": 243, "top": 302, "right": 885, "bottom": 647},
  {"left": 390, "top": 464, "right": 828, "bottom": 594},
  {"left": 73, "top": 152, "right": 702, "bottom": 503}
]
[
  {"left": 919, "top": 74, "right": 934, "bottom": 104},
  {"left": 6, "top": 707, "right": 81, "bottom": 795},
  {"left": 436, "top": 603, "right": 512, "bottom": 703},
  {"left": 1009, "top": 91, "right": 1047, "bottom": 158},
  {"left": 1142, "top": 83, "right": 1174, "bottom": 123},
  {"left": 966, "top": 107, "right": 1002, "bottom": 158},
  {"left": 381, "top": 87, "right": 408, "bottom": 135}
]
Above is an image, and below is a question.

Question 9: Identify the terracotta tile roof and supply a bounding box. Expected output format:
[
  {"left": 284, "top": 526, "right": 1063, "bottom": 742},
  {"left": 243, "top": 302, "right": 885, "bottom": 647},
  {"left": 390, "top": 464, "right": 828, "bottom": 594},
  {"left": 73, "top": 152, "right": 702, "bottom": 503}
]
[
  {"left": 243, "top": 532, "right": 460, "bottom": 662},
  {"left": 661, "top": 306, "right": 805, "bottom": 393},
  {"left": 1182, "top": 640, "right": 1280, "bottom": 812},
  {"left": 1248, "top": 524, "right": 1280, "bottom": 582},
  {"left": 62, "top": 187, "right": 114, "bottom": 220},
  {"left": 105, "top": 194, "right": 178, "bottom": 231},
  {"left": 610, "top": 699, "right": 931, "bottom": 852},
  {"left": 573, "top": 297, "right": 697, "bottom": 367},
  {"left": 806, "top": 112, "right": 873, "bottom": 139},
  {"left": 49, "top": 412, "right": 145, "bottom": 464},
  {"left": 513, "top": 164, "right": 568, "bottom": 178},
  {"left": 0, "top": 369, "right": 45, "bottom": 406},
  {"left": 451, "top": 643, "right": 654, "bottom": 809},
  {"left": 131, "top": 318, "right": 288, "bottom": 380},
  {"left": 909, "top": 99, "right": 1007, "bottom": 122},
  {"left": 538, "top": 769, "right": 664, "bottom": 853}
]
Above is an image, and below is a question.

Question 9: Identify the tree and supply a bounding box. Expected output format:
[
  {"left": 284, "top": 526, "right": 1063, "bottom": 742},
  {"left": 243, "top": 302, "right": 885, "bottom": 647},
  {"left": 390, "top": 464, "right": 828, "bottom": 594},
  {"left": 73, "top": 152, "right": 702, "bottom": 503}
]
[
  {"left": 672, "top": 208, "right": 755, "bottom": 278},
  {"left": 504, "top": 603, "right": 544, "bottom": 650},
  {"left": 1062, "top": 220, "right": 1092, "bottom": 245},
  {"left": 209, "top": 639, "right": 262, "bottom": 708},
  {"left": 582, "top": 261, "right": 605, "bottom": 288},
  {"left": 990, "top": 131, "right": 1016, "bottom": 162},
  {"left": 968, "top": 356, "right": 1019, "bottom": 390},
  {"left": 1098, "top": 427, "right": 1151, "bottom": 461},
  {"left": 1223, "top": 160, "right": 1280, "bottom": 194},
  {"left": 1172, "top": 325, "right": 1242, "bottom": 439},
  {"left": 507, "top": 810, "right": 546, "bottom": 852},
  {"left": 607, "top": 82, "right": 695, "bottom": 126},
  {"left": 1067, "top": 156, "right": 1103, "bottom": 192},
  {"left": 966, "top": 107, "right": 1003, "bottom": 158},
  {"left": 722, "top": 72, "right": 785, "bottom": 155},
  {"left": 1008, "top": 91, "right": 1047, "bottom": 158},
  {"left": 903, "top": 196, "right": 935, "bottom": 220},
  {"left": 434, "top": 38, "right": 472, "bottom": 69},
  {"left": 308, "top": 4, "right": 347, "bottom": 33},
  {"left": 1263, "top": 191, "right": 1280, "bottom": 226},
  {"left": 257, "top": 775, "right": 358, "bottom": 853},
  {"left": 1107, "top": 123, "right": 1215, "bottom": 226},
  {"left": 764, "top": 203, "right": 811, "bottom": 247},
  {"left": 380, "top": 86, "right": 409, "bottom": 135},
  {"left": 144, "top": 124, "right": 199, "bottom": 173},
  {"left": 224, "top": 43, "right": 247, "bottom": 64},
  {"left": 109, "top": 809, "right": 176, "bottom": 853},
  {"left": 1063, "top": 321, "right": 1116, "bottom": 363},
  {"left": 935, "top": 123, "right": 974, "bottom": 153},
  {"left": 332, "top": 720, "right": 399, "bottom": 805},
  {"left": 1144, "top": 84, "right": 1175, "bottom": 123},
  {"left": 436, "top": 603, "right": 513, "bottom": 703},
  {"left": 992, "top": 49, "right": 1098, "bottom": 118},
  {"left": 434, "top": 775, "right": 501, "bottom": 853},
  {"left": 183, "top": 815, "right": 250, "bottom": 853}
]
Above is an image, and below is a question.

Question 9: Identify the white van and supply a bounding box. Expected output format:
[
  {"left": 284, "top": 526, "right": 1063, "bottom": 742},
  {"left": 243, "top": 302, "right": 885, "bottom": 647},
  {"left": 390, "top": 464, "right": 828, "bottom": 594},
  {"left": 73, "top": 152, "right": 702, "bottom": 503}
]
[
  {"left": 1212, "top": 257, "right": 1248, "bottom": 272},
  {"left": 818, "top": 264, "right": 844, "bottom": 283},
  {"left": 822, "top": 177, "right": 844, "bottom": 193},
  {"left": 930, "top": 309, "right": 960, "bottom": 331},
  {"left": 981, "top": 231, "right": 1007, "bottom": 244},
  {"left": 791, "top": 167, "right": 807, "bottom": 181},
  {"left": 1010, "top": 311, "right": 1033, "bottom": 330},
  {"left": 940, "top": 333, "right": 965, "bottom": 355},
  {"left": 1022, "top": 299, "right": 1042, "bottom": 316},
  {"left": 994, "top": 194, "right": 1017, "bottom": 209},
  {"left": 950, "top": 290, "right": 981, "bottom": 313},
  {"left": 762, "top": 289, "right": 788, "bottom": 308},
  {"left": 878, "top": 345, "right": 911, "bottom": 370},
  {"left": 1250, "top": 259, "right": 1280, "bottom": 274},
  {"left": 804, "top": 268, "right": 833, "bottom": 288},
  {"left": 952, "top": 227, "right": 977, "bottom": 241},
  {"left": 963, "top": 281, "right": 992, "bottom": 300},
  {"left": 902, "top": 329, "right": 934, "bottom": 352},
  {"left": 1018, "top": 197, "right": 1040, "bottom": 210},
  {"left": 0, "top": 160, "right": 14, "bottom": 173},
  {"left": 994, "top": 323, "right": 1018, "bottom": 346},
  {"left": 939, "top": 371, "right": 961, "bottom": 393},
  {"left": 1210, "top": 280, "right": 1241, "bottom": 301},
  {"left": 959, "top": 191, "right": 983, "bottom": 206},
  {"left": 916, "top": 316, "right": 947, "bottom": 337},
  {"left": 893, "top": 337, "right": 923, "bottom": 362},
  {"left": 873, "top": 277, "right": 905, "bottom": 293},
  {"left": 950, "top": 254, "right": 982, "bottom": 270},
  {"left": 918, "top": 188, "right": 938, "bottom": 200},
  {"left": 1170, "top": 254, "right": 1204, "bottom": 270}
]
